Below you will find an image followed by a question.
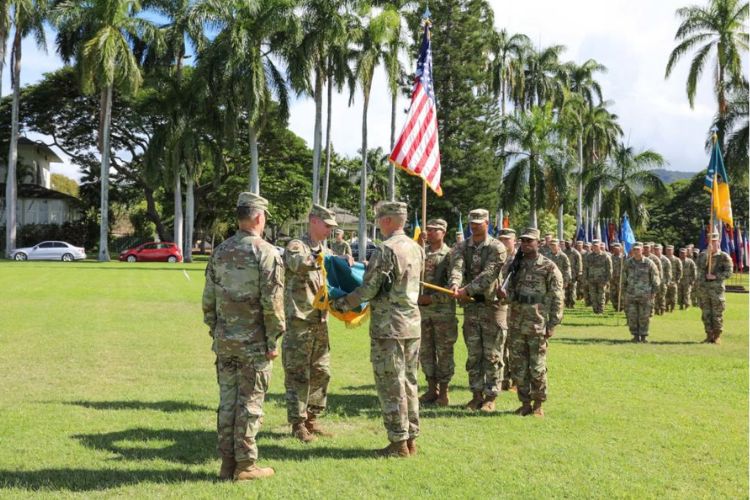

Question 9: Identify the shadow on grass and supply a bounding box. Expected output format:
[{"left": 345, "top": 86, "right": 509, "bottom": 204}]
[
  {"left": 419, "top": 407, "right": 518, "bottom": 419},
  {"left": 0, "top": 468, "right": 215, "bottom": 492},
  {"left": 74, "top": 428, "right": 216, "bottom": 464},
  {"left": 554, "top": 336, "right": 699, "bottom": 346},
  {"left": 65, "top": 400, "right": 212, "bottom": 412},
  {"left": 261, "top": 444, "right": 375, "bottom": 461},
  {"left": 266, "top": 392, "right": 381, "bottom": 417}
]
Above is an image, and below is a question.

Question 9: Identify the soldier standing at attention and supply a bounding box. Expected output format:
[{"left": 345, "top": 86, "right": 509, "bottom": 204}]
[
  {"left": 283, "top": 204, "right": 340, "bottom": 443},
  {"left": 202, "top": 193, "right": 285, "bottom": 481},
  {"left": 563, "top": 240, "right": 582, "bottom": 308},
  {"left": 609, "top": 243, "right": 624, "bottom": 311},
  {"left": 418, "top": 219, "right": 458, "bottom": 406},
  {"left": 540, "top": 233, "right": 553, "bottom": 257},
  {"left": 654, "top": 244, "right": 672, "bottom": 315},
  {"left": 334, "top": 202, "right": 424, "bottom": 457},
  {"left": 622, "top": 242, "right": 660, "bottom": 343},
  {"left": 584, "top": 239, "right": 612, "bottom": 314},
  {"left": 331, "top": 228, "right": 352, "bottom": 257},
  {"left": 643, "top": 243, "right": 662, "bottom": 316},
  {"left": 449, "top": 209, "right": 507, "bottom": 412},
  {"left": 575, "top": 240, "right": 587, "bottom": 302},
  {"left": 695, "top": 232, "right": 734, "bottom": 344},
  {"left": 678, "top": 248, "right": 697, "bottom": 309},
  {"left": 502, "top": 228, "right": 563, "bottom": 417},
  {"left": 665, "top": 245, "right": 682, "bottom": 313},
  {"left": 547, "top": 239, "right": 571, "bottom": 296},
  {"left": 498, "top": 228, "right": 517, "bottom": 392}
]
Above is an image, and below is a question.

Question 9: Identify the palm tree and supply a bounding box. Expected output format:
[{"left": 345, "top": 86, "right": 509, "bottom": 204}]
[
  {"left": 4, "top": 0, "right": 46, "bottom": 259},
  {"left": 53, "top": 0, "right": 161, "bottom": 261},
  {"left": 490, "top": 29, "right": 530, "bottom": 117},
  {"left": 665, "top": 0, "right": 749, "bottom": 118},
  {"left": 562, "top": 58, "right": 606, "bottom": 109},
  {"left": 353, "top": 7, "right": 399, "bottom": 260},
  {"left": 517, "top": 44, "right": 566, "bottom": 111},
  {"left": 195, "top": 0, "right": 300, "bottom": 194},
  {"left": 584, "top": 143, "right": 667, "bottom": 230},
  {"left": 0, "top": 1, "right": 10, "bottom": 99},
  {"left": 501, "top": 103, "right": 564, "bottom": 227},
  {"left": 707, "top": 81, "right": 749, "bottom": 180}
]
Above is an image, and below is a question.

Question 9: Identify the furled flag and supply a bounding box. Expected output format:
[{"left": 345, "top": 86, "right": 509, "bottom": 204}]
[
  {"left": 735, "top": 224, "right": 745, "bottom": 272},
  {"left": 698, "top": 224, "right": 707, "bottom": 251},
  {"left": 313, "top": 255, "right": 369, "bottom": 327},
  {"left": 721, "top": 225, "right": 732, "bottom": 254},
  {"left": 413, "top": 214, "right": 422, "bottom": 242},
  {"left": 620, "top": 214, "right": 636, "bottom": 253},
  {"left": 458, "top": 213, "right": 464, "bottom": 239},
  {"left": 502, "top": 216, "right": 510, "bottom": 229},
  {"left": 600, "top": 221, "right": 609, "bottom": 250},
  {"left": 575, "top": 224, "right": 586, "bottom": 243},
  {"left": 704, "top": 139, "right": 733, "bottom": 227},
  {"left": 389, "top": 21, "right": 442, "bottom": 196}
]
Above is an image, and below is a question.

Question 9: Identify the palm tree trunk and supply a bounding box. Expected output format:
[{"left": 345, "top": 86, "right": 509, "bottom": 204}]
[
  {"left": 98, "top": 84, "right": 113, "bottom": 261},
  {"left": 359, "top": 90, "right": 370, "bottom": 263},
  {"left": 174, "top": 167, "right": 183, "bottom": 253},
  {"left": 529, "top": 157, "right": 538, "bottom": 228},
  {"left": 322, "top": 64, "right": 333, "bottom": 207},
  {"left": 185, "top": 173, "right": 194, "bottom": 263},
  {"left": 577, "top": 133, "right": 583, "bottom": 230},
  {"left": 557, "top": 203, "right": 564, "bottom": 240},
  {"left": 4, "top": 30, "right": 20, "bottom": 258},
  {"left": 388, "top": 89, "right": 396, "bottom": 201},
  {"left": 249, "top": 123, "right": 259, "bottom": 193},
  {"left": 312, "top": 66, "right": 324, "bottom": 204}
]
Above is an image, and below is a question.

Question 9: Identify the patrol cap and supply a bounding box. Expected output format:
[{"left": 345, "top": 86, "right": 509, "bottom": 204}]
[
  {"left": 575, "top": 240, "right": 584, "bottom": 245},
  {"left": 592, "top": 238, "right": 601, "bottom": 244},
  {"left": 426, "top": 218, "right": 447, "bottom": 231},
  {"left": 679, "top": 247, "right": 687, "bottom": 253},
  {"left": 334, "top": 228, "right": 344, "bottom": 236},
  {"left": 498, "top": 228, "right": 516, "bottom": 238},
  {"left": 469, "top": 209, "right": 489, "bottom": 223},
  {"left": 710, "top": 231, "right": 720, "bottom": 241},
  {"left": 666, "top": 244, "right": 674, "bottom": 250},
  {"left": 633, "top": 242, "right": 644, "bottom": 249},
  {"left": 310, "top": 204, "right": 338, "bottom": 227},
  {"left": 611, "top": 242, "right": 621, "bottom": 248},
  {"left": 376, "top": 201, "right": 408, "bottom": 218},
  {"left": 655, "top": 243, "right": 663, "bottom": 249},
  {"left": 550, "top": 238, "right": 560, "bottom": 244},
  {"left": 237, "top": 192, "right": 270, "bottom": 215},
  {"left": 544, "top": 233, "right": 553, "bottom": 238},
  {"left": 520, "top": 227, "right": 540, "bottom": 240},
  {"left": 645, "top": 242, "right": 654, "bottom": 247}
]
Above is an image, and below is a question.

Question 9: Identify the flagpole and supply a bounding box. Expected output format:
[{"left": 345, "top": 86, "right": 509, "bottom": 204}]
[{"left": 708, "top": 133, "right": 717, "bottom": 274}]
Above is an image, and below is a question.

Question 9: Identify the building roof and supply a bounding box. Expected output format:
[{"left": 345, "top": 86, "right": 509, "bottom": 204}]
[
  {"left": 18, "top": 137, "right": 64, "bottom": 164},
  {"left": 0, "top": 183, "right": 81, "bottom": 203}
]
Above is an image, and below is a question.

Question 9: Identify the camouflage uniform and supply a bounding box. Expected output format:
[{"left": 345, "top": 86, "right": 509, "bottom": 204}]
[
  {"left": 585, "top": 247, "right": 612, "bottom": 314},
  {"left": 331, "top": 239, "right": 352, "bottom": 257},
  {"left": 498, "top": 243, "right": 516, "bottom": 390},
  {"left": 564, "top": 246, "right": 582, "bottom": 308},
  {"left": 610, "top": 251, "right": 625, "bottom": 312},
  {"left": 449, "top": 212, "right": 507, "bottom": 399},
  {"left": 283, "top": 228, "right": 332, "bottom": 426},
  {"left": 645, "top": 245, "right": 662, "bottom": 316},
  {"left": 622, "top": 249, "right": 660, "bottom": 341},
  {"left": 695, "top": 243, "right": 733, "bottom": 342},
  {"left": 579, "top": 248, "right": 590, "bottom": 304},
  {"left": 657, "top": 250, "right": 672, "bottom": 315},
  {"left": 336, "top": 202, "right": 424, "bottom": 445},
  {"left": 507, "top": 230, "right": 564, "bottom": 407},
  {"left": 547, "top": 246, "right": 571, "bottom": 297},
  {"left": 678, "top": 253, "right": 697, "bottom": 309},
  {"left": 202, "top": 194, "right": 285, "bottom": 466},
  {"left": 666, "top": 250, "right": 682, "bottom": 312},
  {"left": 420, "top": 234, "right": 458, "bottom": 386}
]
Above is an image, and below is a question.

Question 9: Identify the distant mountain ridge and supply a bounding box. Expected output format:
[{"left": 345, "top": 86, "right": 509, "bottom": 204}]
[{"left": 651, "top": 169, "right": 697, "bottom": 184}]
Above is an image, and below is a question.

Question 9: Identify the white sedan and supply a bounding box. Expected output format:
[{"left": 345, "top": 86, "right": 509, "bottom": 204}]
[{"left": 12, "top": 241, "right": 87, "bottom": 261}]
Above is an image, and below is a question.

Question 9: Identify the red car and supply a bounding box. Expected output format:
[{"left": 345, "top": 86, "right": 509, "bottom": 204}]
[{"left": 119, "top": 242, "right": 183, "bottom": 263}]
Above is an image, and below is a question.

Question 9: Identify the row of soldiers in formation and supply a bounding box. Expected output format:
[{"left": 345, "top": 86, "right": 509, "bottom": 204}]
[{"left": 202, "top": 192, "right": 733, "bottom": 481}]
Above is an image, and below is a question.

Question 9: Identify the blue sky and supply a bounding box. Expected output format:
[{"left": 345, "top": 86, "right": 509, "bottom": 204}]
[{"left": 12, "top": 0, "right": 745, "bottom": 181}]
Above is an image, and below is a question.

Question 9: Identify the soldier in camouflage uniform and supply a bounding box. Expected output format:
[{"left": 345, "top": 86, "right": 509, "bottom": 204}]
[
  {"left": 609, "top": 243, "right": 625, "bottom": 312},
  {"left": 695, "top": 232, "right": 734, "bottom": 344},
  {"left": 334, "top": 201, "right": 424, "bottom": 458},
  {"left": 654, "top": 244, "right": 672, "bottom": 315},
  {"left": 643, "top": 243, "right": 662, "bottom": 317},
  {"left": 564, "top": 241, "right": 582, "bottom": 308},
  {"left": 547, "top": 239, "right": 571, "bottom": 298},
  {"left": 690, "top": 246, "right": 701, "bottom": 307},
  {"left": 202, "top": 192, "right": 285, "bottom": 481},
  {"left": 283, "top": 204, "right": 340, "bottom": 443},
  {"left": 417, "top": 218, "right": 458, "bottom": 406},
  {"left": 575, "top": 241, "right": 587, "bottom": 301},
  {"left": 584, "top": 239, "right": 612, "bottom": 314},
  {"left": 539, "top": 233, "right": 553, "bottom": 257},
  {"left": 665, "top": 245, "right": 682, "bottom": 313},
  {"left": 678, "top": 248, "right": 697, "bottom": 309},
  {"left": 331, "top": 229, "right": 352, "bottom": 257},
  {"left": 448, "top": 209, "right": 507, "bottom": 412},
  {"left": 502, "top": 228, "right": 563, "bottom": 417},
  {"left": 622, "top": 242, "right": 660, "bottom": 343},
  {"left": 498, "top": 228, "right": 518, "bottom": 392}
]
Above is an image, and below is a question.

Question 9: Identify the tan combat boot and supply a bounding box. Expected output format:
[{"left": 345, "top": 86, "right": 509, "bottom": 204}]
[
  {"left": 465, "top": 391, "right": 484, "bottom": 410},
  {"left": 419, "top": 379, "right": 439, "bottom": 404},
  {"left": 712, "top": 330, "right": 722, "bottom": 345},
  {"left": 376, "top": 440, "right": 410, "bottom": 458},
  {"left": 233, "top": 460, "right": 275, "bottom": 481},
  {"left": 292, "top": 422, "right": 316, "bottom": 443},
  {"left": 406, "top": 438, "right": 417, "bottom": 456},
  {"left": 514, "top": 402, "right": 532, "bottom": 416},
  {"left": 479, "top": 395, "right": 496, "bottom": 412},
  {"left": 532, "top": 400, "right": 544, "bottom": 417},
  {"left": 305, "top": 414, "right": 333, "bottom": 437},
  {"left": 436, "top": 383, "right": 449, "bottom": 407},
  {"left": 218, "top": 456, "right": 236, "bottom": 481}
]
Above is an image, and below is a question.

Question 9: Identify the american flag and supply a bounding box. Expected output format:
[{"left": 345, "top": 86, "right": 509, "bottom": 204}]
[{"left": 389, "top": 23, "right": 442, "bottom": 196}]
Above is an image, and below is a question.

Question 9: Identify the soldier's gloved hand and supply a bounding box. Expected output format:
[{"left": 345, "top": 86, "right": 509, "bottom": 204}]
[
  {"left": 417, "top": 294, "right": 433, "bottom": 306},
  {"left": 545, "top": 327, "right": 555, "bottom": 339},
  {"left": 333, "top": 297, "right": 352, "bottom": 312}
]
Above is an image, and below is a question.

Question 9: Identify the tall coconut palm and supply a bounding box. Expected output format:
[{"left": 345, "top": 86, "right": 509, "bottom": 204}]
[
  {"left": 517, "top": 44, "right": 566, "bottom": 111},
  {"left": 4, "top": 0, "right": 46, "bottom": 259},
  {"left": 562, "top": 58, "right": 607, "bottom": 109},
  {"left": 584, "top": 143, "right": 666, "bottom": 230},
  {"left": 53, "top": 0, "right": 161, "bottom": 261},
  {"left": 353, "top": 7, "right": 399, "bottom": 260},
  {"left": 665, "top": 0, "right": 749, "bottom": 118},
  {"left": 490, "top": 29, "right": 530, "bottom": 117},
  {"left": 195, "top": 0, "right": 300, "bottom": 194},
  {"left": 0, "top": 1, "right": 10, "bottom": 99},
  {"left": 707, "top": 81, "right": 749, "bottom": 179}
]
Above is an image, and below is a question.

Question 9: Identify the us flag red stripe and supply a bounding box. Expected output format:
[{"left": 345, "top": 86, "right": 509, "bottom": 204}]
[{"left": 389, "top": 23, "right": 442, "bottom": 196}]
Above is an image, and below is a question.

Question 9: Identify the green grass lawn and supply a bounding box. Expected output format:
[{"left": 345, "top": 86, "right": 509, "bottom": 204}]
[{"left": 0, "top": 260, "right": 747, "bottom": 498}]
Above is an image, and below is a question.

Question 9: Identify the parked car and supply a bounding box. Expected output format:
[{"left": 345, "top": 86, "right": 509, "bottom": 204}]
[
  {"left": 12, "top": 241, "right": 86, "bottom": 261},
  {"left": 351, "top": 241, "right": 378, "bottom": 261},
  {"left": 119, "top": 242, "right": 183, "bottom": 263}
]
